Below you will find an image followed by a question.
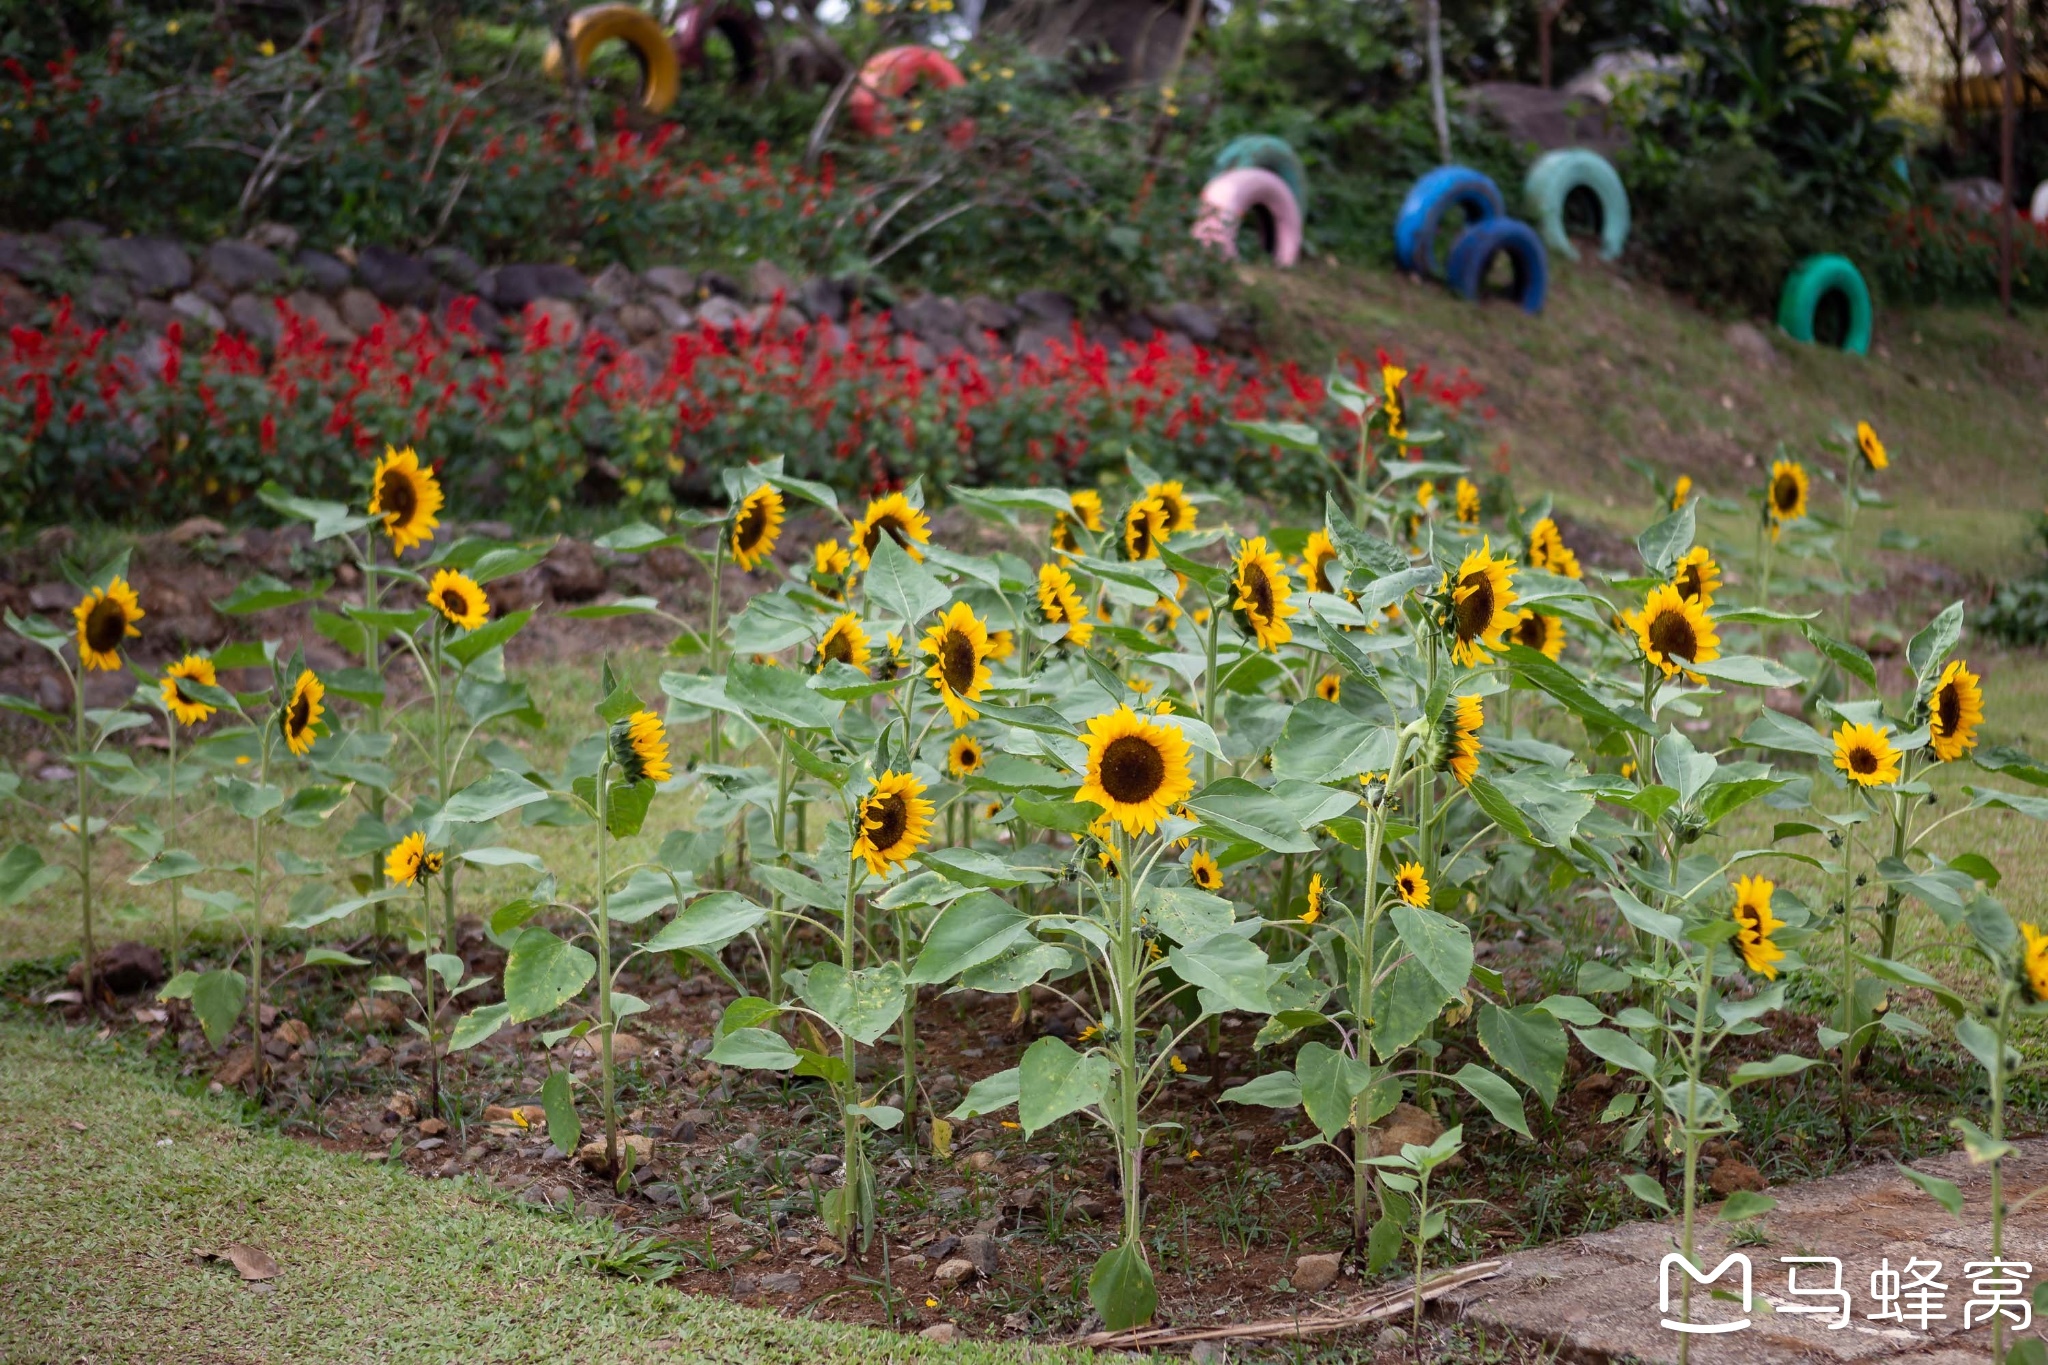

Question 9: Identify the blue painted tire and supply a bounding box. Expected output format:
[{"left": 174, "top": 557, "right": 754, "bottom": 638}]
[
  {"left": 1445, "top": 218, "right": 1548, "bottom": 315},
  {"left": 1393, "top": 165, "right": 1507, "bottom": 278},
  {"left": 1213, "top": 135, "right": 1309, "bottom": 217}
]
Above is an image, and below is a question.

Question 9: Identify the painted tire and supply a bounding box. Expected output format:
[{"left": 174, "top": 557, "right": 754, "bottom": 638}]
[
  {"left": 672, "top": 3, "right": 768, "bottom": 86},
  {"left": 1776, "top": 254, "right": 1872, "bottom": 355},
  {"left": 1394, "top": 165, "right": 1507, "bottom": 278},
  {"left": 1523, "top": 148, "right": 1629, "bottom": 263},
  {"left": 1213, "top": 135, "right": 1309, "bottom": 217},
  {"left": 2031, "top": 179, "right": 2048, "bottom": 225},
  {"left": 847, "top": 45, "right": 973, "bottom": 144},
  {"left": 542, "top": 5, "right": 681, "bottom": 115},
  {"left": 1192, "top": 167, "right": 1304, "bottom": 267},
  {"left": 1444, "top": 217, "right": 1548, "bottom": 315}
]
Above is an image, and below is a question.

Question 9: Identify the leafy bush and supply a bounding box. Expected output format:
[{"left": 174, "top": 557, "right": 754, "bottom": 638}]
[
  {"left": 1866, "top": 202, "right": 2048, "bottom": 308},
  {"left": 1981, "top": 518, "right": 2048, "bottom": 647}
]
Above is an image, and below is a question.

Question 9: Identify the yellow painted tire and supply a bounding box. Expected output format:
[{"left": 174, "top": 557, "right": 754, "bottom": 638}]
[{"left": 543, "top": 5, "right": 681, "bottom": 116}]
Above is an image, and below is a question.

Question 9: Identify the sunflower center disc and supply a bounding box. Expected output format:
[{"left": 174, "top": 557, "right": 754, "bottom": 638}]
[
  {"left": 288, "top": 694, "right": 311, "bottom": 734},
  {"left": 864, "top": 792, "right": 908, "bottom": 850},
  {"left": 736, "top": 503, "right": 767, "bottom": 550},
  {"left": 824, "top": 629, "right": 853, "bottom": 663},
  {"left": 381, "top": 470, "right": 417, "bottom": 524},
  {"left": 1099, "top": 734, "right": 1167, "bottom": 804},
  {"left": 1937, "top": 685, "right": 1961, "bottom": 736},
  {"left": 1456, "top": 571, "right": 1494, "bottom": 638},
  {"left": 1850, "top": 747, "right": 1878, "bottom": 775},
  {"left": 940, "top": 632, "right": 977, "bottom": 692},
  {"left": 1773, "top": 477, "right": 1798, "bottom": 513},
  {"left": 1245, "top": 566, "right": 1274, "bottom": 620},
  {"left": 1647, "top": 610, "right": 1696, "bottom": 664},
  {"left": 85, "top": 600, "right": 127, "bottom": 653},
  {"left": 1516, "top": 616, "right": 1545, "bottom": 648}
]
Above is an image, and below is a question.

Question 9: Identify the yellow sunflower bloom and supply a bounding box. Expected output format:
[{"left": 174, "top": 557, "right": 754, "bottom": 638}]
[
  {"left": 1444, "top": 694, "right": 1484, "bottom": 787},
  {"left": 1121, "top": 497, "right": 1168, "bottom": 561},
  {"left": 1232, "top": 537, "right": 1295, "bottom": 652},
  {"left": 947, "top": 733, "right": 984, "bottom": 778},
  {"left": 731, "top": 485, "right": 785, "bottom": 571},
  {"left": 1444, "top": 538, "right": 1519, "bottom": 667},
  {"left": 987, "top": 629, "right": 1015, "bottom": 661},
  {"left": 1510, "top": 609, "right": 1565, "bottom": 661},
  {"left": 853, "top": 770, "right": 935, "bottom": 878},
  {"left": 1416, "top": 480, "right": 1437, "bottom": 514},
  {"left": 1672, "top": 546, "right": 1722, "bottom": 608},
  {"left": 1146, "top": 480, "right": 1197, "bottom": 535},
  {"left": 1037, "top": 562, "right": 1094, "bottom": 647},
  {"left": 850, "top": 492, "right": 932, "bottom": 569},
  {"left": 281, "top": 670, "right": 325, "bottom": 756},
  {"left": 1070, "top": 488, "right": 1104, "bottom": 531},
  {"left": 612, "top": 709, "right": 672, "bottom": 785},
  {"left": 1302, "top": 873, "right": 1325, "bottom": 924},
  {"left": 1767, "top": 460, "right": 1809, "bottom": 526},
  {"left": 1832, "top": 721, "right": 1900, "bottom": 787},
  {"left": 1303, "top": 529, "right": 1340, "bottom": 594},
  {"left": 426, "top": 569, "right": 490, "bottom": 630},
  {"left": 922, "top": 601, "right": 993, "bottom": 727},
  {"left": 161, "top": 653, "right": 217, "bottom": 726},
  {"left": 1395, "top": 861, "right": 1430, "bottom": 908},
  {"left": 1455, "top": 477, "right": 1482, "bottom": 525},
  {"left": 2021, "top": 923, "right": 2048, "bottom": 1004},
  {"left": 815, "top": 613, "right": 871, "bottom": 671},
  {"left": 1188, "top": 849, "right": 1223, "bottom": 891},
  {"left": 1926, "top": 659, "right": 1984, "bottom": 762},
  {"left": 1732, "top": 875, "right": 1786, "bottom": 980},
  {"left": 814, "top": 539, "right": 852, "bottom": 578},
  {"left": 1625, "top": 583, "right": 1721, "bottom": 683},
  {"left": 1381, "top": 363, "right": 1408, "bottom": 440},
  {"left": 1076, "top": 704, "right": 1195, "bottom": 835},
  {"left": 368, "top": 445, "right": 443, "bottom": 553},
  {"left": 384, "top": 831, "right": 445, "bottom": 888},
  {"left": 1856, "top": 421, "right": 1888, "bottom": 472},
  {"left": 73, "top": 577, "right": 144, "bottom": 672},
  {"left": 1315, "top": 671, "right": 1342, "bottom": 703},
  {"left": 1671, "top": 475, "right": 1693, "bottom": 511},
  {"left": 1526, "top": 517, "right": 1581, "bottom": 579}
]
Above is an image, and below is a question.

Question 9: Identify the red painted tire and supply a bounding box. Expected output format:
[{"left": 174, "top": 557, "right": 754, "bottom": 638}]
[
  {"left": 847, "top": 45, "right": 974, "bottom": 146},
  {"left": 1192, "top": 167, "right": 1303, "bottom": 267},
  {"left": 672, "top": 3, "right": 767, "bottom": 85}
]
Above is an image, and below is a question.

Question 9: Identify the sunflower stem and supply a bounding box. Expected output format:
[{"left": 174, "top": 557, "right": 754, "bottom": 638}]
[
  {"left": 840, "top": 860, "right": 873, "bottom": 1249},
  {"left": 164, "top": 703, "right": 181, "bottom": 975},
  {"left": 70, "top": 655, "right": 96, "bottom": 1010},
  {"left": 596, "top": 757, "right": 618, "bottom": 1174},
  {"left": 363, "top": 530, "right": 390, "bottom": 956},
  {"left": 248, "top": 720, "right": 272, "bottom": 1101}
]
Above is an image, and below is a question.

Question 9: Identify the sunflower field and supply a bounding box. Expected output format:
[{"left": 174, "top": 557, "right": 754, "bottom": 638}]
[{"left": 4, "top": 364, "right": 2044, "bottom": 1349}]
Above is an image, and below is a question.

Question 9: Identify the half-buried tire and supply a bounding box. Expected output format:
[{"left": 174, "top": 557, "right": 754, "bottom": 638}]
[
  {"left": 1394, "top": 165, "right": 1506, "bottom": 278},
  {"left": 542, "top": 5, "right": 682, "bottom": 115},
  {"left": 1191, "top": 167, "right": 1304, "bottom": 267},
  {"left": 1212, "top": 135, "right": 1309, "bottom": 218},
  {"left": 1523, "top": 148, "right": 1629, "bottom": 262},
  {"left": 1444, "top": 217, "right": 1548, "bottom": 315},
  {"left": 1776, "top": 254, "right": 1872, "bottom": 355}
]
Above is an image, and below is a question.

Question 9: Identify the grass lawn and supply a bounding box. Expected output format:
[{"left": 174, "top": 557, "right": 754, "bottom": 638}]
[{"left": 0, "top": 1020, "right": 1107, "bottom": 1364}]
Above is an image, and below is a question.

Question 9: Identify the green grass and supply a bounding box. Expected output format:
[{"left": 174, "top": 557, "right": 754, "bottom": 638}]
[{"left": 0, "top": 1020, "right": 1109, "bottom": 1364}]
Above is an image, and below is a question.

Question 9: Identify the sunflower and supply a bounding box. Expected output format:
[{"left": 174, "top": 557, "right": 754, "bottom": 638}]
[
  {"left": 612, "top": 709, "right": 673, "bottom": 785},
  {"left": 922, "top": 601, "right": 993, "bottom": 727},
  {"left": 1315, "top": 672, "right": 1342, "bottom": 703},
  {"left": 1302, "top": 529, "right": 1340, "bottom": 594},
  {"left": 1037, "top": 562, "right": 1094, "bottom": 647},
  {"left": 162, "top": 654, "right": 217, "bottom": 727},
  {"left": 988, "top": 629, "right": 1015, "bottom": 661},
  {"left": 1188, "top": 849, "right": 1223, "bottom": 891},
  {"left": 1395, "top": 861, "right": 1430, "bottom": 908},
  {"left": 368, "top": 445, "right": 443, "bottom": 553},
  {"left": 73, "top": 577, "right": 143, "bottom": 672},
  {"left": 947, "top": 733, "right": 984, "bottom": 778},
  {"left": 281, "top": 670, "right": 325, "bottom": 756},
  {"left": 874, "top": 630, "right": 906, "bottom": 681},
  {"left": 1832, "top": 721, "right": 1901, "bottom": 787},
  {"left": 1926, "top": 659, "right": 1984, "bottom": 762},
  {"left": 1443, "top": 694, "right": 1484, "bottom": 786},
  {"left": 1510, "top": 609, "right": 1565, "bottom": 661},
  {"left": 1381, "top": 363, "right": 1408, "bottom": 440},
  {"left": 1070, "top": 488, "right": 1104, "bottom": 531},
  {"left": 1416, "top": 480, "right": 1437, "bottom": 514},
  {"left": 1121, "top": 497, "right": 1168, "bottom": 561},
  {"left": 1672, "top": 546, "right": 1722, "bottom": 608},
  {"left": 731, "top": 484, "right": 785, "bottom": 571},
  {"left": 1671, "top": 475, "right": 1693, "bottom": 511},
  {"left": 1767, "top": 459, "right": 1809, "bottom": 526},
  {"left": 426, "top": 568, "right": 490, "bottom": 631},
  {"left": 850, "top": 492, "right": 932, "bottom": 569},
  {"left": 1146, "top": 480, "right": 1197, "bottom": 535},
  {"left": 1076, "top": 705, "right": 1195, "bottom": 835},
  {"left": 853, "top": 770, "right": 935, "bottom": 878},
  {"left": 810, "top": 539, "right": 854, "bottom": 598},
  {"left": 1232, "top": 537, "right": 1296, "bottom": 652},
  {"left": 1731, "top": 875, "right": 1786, "bottom": 980},
  {"left": 1455, "top": 477, "right": 1481, "bottom": 525},
  {"left": 1526, "top": 517, "right": 1582, "bottom": 579},
  {"left": 1444, "top": 539, "right": 1520, "bottom": 667},
  {"left": 980, "top": 798, "right": 1002, "bottom": 820},
  {"left": 815, "top": 613, "right": 870, "bottom": 671},
  {"left": 1856, "top": 421, "right": 1888, "bottom": 472},
  {"left": 1625, "top": 583, "right": 1721, "bottom": 683},
  {"left": 1302, "top": 873, "right": 1325, "bottom": 924},
  {"left": 2021, "top": 923, "right": 2048, "bottom": 1004},
  {"left": 384, "top": 831, "right": 445, "bottom": 888},
  {"left": 1052, "top": 490, "right": 1105, "bottom": 554}
]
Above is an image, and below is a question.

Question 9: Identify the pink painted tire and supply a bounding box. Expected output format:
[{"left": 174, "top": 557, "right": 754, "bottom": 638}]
[
  {"left": 1192, "top": 168, "right": 1303, "bottom": 267},
  {"left": 847, "top": 45, "right": 974, "bottom": 146}
]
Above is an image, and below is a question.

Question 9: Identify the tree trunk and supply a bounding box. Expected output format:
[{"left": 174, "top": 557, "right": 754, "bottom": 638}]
[
  {"left": 1999, "top": 0, "right": 2017, "bottom": 315},
  {"left": 1424, "top": 0, "right": 1450, "bottom": 161}
]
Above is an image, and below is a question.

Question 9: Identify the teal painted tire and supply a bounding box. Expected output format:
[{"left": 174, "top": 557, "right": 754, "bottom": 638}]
[
  {"left": 1213, "top": 135, "right": 1309, "bottom": 217},
  {"left": 1522, "top": 148, "right": 1629, "bottom": 263},
  {"left": 1776, "top": 254, "right": 1872, "bottom": 355}
]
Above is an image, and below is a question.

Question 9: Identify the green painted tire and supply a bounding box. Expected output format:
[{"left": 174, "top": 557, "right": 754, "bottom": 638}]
[
  {"left": 1213, "top": 135, "right": 1308, "bottom": 217},
  {"left": 1522, "top": 148, "right": 1629, "bottom": 263},
  {"left": 1776, "top": 254, "right": 1872, "bottom": 355}
]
